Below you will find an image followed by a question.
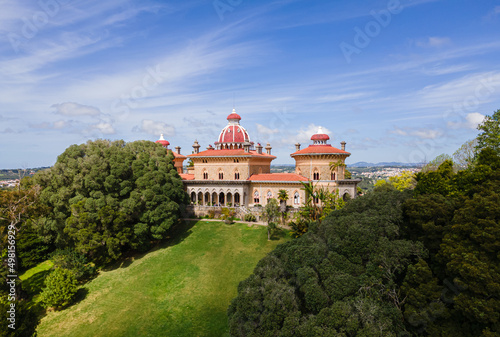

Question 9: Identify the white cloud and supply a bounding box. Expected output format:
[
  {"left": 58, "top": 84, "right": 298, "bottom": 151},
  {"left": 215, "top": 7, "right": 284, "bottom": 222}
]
[
  {"left": 256, "top": 123, "right": 280, "bottom": 136},
  {"left": 390, "top": 126, "right": 408, "bottom": 136},
  {"left": 134, "top": 119, "right": 175, "bottom": 137},
  {"left": 284, "top": 124, "right": 333, "bottom": 145},
  {"left": 51, "top": 102, "right": 101, "bottom": 116},
  {"left": 411, "top": 128, "right": 443, "bottom": 139},
  {"left": 447, "top": 112, "right": 485, "bottom": 129},
  {"left": 465, "top": 112, "right": 485, "bottom": 128},
  {"left": 390, "top": 126, "right": 443, "bottom": 139},
  {"left": 416, "top": 37, "right": 452, "bottom": 48},
  {"left": 90, "top": 122, "right": 115, "bottom": 135}
]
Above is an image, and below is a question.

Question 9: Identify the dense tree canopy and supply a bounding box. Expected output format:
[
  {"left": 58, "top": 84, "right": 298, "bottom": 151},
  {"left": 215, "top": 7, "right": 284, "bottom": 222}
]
[
  {"left": 32, "top": 139, "right": 189, "bottom": 264},
  {"left": 228, "top": 187, "right": 423, "bottom": 336},
  {"left": 229, "top": 147, "right": 500, "bottom": 336},
  {"left": 476, "top": 109, "right": 500, "bottom": 155}
]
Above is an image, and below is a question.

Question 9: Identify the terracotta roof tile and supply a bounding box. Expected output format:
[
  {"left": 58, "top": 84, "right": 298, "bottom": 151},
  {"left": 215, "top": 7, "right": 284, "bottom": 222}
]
[
  {"left": 179, "top": 173, "right": 195, "bottom": 180},
  {"left": 291, "top": 145, "right": 350, "bottom": 156}
]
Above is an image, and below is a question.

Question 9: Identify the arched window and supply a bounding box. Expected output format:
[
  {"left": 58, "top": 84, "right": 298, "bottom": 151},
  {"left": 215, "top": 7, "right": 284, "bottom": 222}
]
[
  {"left": 267, "top": 191, "right": 272, "bottom": 199},
  {"left": 294, "top": 191, "right": 300, "bottom": 205},
  {"left": 331, "top": 172, "right": 336, "bottom": 180},
  {"left": 254, "top": 191, "right": 260, "bottom": 204},
  {"left": 218, "top": 170, "right": 224, "bottom": 180},
  {"left": 234, "top": 171, "right": 240, "bottom": 180},
  {"left": 203, "top": 170, "right": 208, "bottom": 180},
  {"left": 313, "top": 169, "right": 320, "bottom": 180}
]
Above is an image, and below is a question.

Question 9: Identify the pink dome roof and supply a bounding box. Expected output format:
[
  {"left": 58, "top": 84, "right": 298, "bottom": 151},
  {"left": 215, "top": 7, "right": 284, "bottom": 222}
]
[
  {"left": 155, "top": 134, "right": 170, "bottom": 147},
  {"left": 311, "top": 133, "right": 330, "bottom": 141},
  {"left": 227, "top": 109, "right": 241, "bottom": 121},
  {"left": 310, "top": 127, "right": 330, "bottom": 141},
  {"left": 218, "top": 124, "right": 250, "bottom": 143},
  {"left": 216, "top": 108, "right": 250, "bottom": 145}
]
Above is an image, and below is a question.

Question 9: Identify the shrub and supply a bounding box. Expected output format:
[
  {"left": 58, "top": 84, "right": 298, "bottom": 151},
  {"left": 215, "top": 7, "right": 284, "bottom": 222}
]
[
  {"left": 50, "top": 248, "right": 95, "bottom": 281},
  {"left": 39, "top": 268, "right": 78, "bottom": 310},
  {"left": 244, "top": 214, "right": 256, "bottom": 222}
]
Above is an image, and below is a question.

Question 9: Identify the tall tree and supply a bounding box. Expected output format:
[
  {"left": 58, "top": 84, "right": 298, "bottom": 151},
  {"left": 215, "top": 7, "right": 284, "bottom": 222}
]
[
  {"left": 262, "top": 198, "right": 280, "bottom": 240},
  {"left": 277, "top": 189, "right": 289, "bottom": 227},
  {"left": 476, "top": 109, "right": 500, "bottom": 155},
  {"left": 33, "top": 139, "right": 189, "bottom": 264},
  {"left": 453, "top": 139, "right": 478, "bottom": 169}
]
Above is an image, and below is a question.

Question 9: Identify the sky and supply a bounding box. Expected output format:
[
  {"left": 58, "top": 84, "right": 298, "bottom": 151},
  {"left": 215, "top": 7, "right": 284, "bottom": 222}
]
[{"left": 1, "top": 0, "right": 500, "bottom": 168}]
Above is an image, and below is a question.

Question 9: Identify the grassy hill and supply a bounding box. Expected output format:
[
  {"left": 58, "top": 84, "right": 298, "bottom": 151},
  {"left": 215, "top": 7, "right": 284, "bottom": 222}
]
[{"left": 36, "top": 220, "right": 288, "bottom": 337}]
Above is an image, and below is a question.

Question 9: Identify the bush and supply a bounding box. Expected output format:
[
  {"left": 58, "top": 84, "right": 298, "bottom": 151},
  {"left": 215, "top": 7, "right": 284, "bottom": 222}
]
[
  {"left": 51, "top": 248, "right": 95, "bottom": 281},
  {"left": 244, "top": 214, "right": 256, "bottom": 222},
  {"left": 39, "top": 268, "right": 78, "bottom": 310}
]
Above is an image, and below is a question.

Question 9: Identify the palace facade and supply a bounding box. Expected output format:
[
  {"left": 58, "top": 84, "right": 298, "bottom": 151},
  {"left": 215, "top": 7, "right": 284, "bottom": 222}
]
[{"left": 156, "top": 109, "right": 360, "bottom": 212}]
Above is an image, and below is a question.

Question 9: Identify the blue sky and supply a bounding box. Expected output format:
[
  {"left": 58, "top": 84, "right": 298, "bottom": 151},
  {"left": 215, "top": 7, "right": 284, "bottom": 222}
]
[{"left": 1, "top": 0, "right": 500, "bottom": 168}]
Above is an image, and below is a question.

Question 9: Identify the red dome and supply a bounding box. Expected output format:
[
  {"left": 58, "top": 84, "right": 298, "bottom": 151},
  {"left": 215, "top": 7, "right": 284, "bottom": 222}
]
[
  {"left": 311, "top": 133, "right": 330, "bottom": 141},
  {"left": 227, "top": 108, "right": 241, "bottom": 121},
  {"left": 155, "top": 134, "right": 170, "bottom": 147},
  {"left": 218, "top": 125, "right": 249, "bottom": 143},
  {"left": 310, "top": 127, "right": 330, "bottom": 141}
]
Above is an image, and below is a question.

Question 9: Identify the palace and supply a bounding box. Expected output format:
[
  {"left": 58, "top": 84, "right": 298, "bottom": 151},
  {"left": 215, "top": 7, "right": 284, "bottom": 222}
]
[{"left": 156, "top": 109, "right": 360, "bottom": 215}]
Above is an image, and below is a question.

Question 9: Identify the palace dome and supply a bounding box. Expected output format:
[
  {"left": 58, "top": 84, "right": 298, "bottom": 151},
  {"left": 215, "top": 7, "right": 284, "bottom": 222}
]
[
  {"left": 311, "top": 127, "right": 330, "bottom": 142},
  {"left": 216, "top": 109, "right": 251, "bottom": 148},
  {"left": 155, "top": 134, "right": 170, "bottom": 147}
]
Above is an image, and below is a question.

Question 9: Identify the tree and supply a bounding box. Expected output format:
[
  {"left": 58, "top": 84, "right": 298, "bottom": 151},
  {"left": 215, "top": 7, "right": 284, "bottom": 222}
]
[
  {"left": 39, "top": 268, "right": 78, "bottom": 310},
  {"left": 221, "top": 207, "right": 236, "bottom": 224},
  {"left": 262, "top": 198, "right": 280, "bottom": 240},
  {"left": 375, "top": 171, "right": 416, "bottom": 192},
  {"left": 277, "top": 189, "right": 289, "bottom": 227},
  {"left": 453, "top": 139, "right": 478, "bottom": 169},
  {"left": 421, "top": 153, "right": 453, "bottom": 173},
  {"left": 476, "top": 109, "right": 500, "bottom": 155},
  {"left": 228, "top": 188, "right": 422, "bottom": 336},
  {"left": 33, "top": 140, "right": 189, "bottom": 265},
  {"left": 400, "top": 147, "right": 500, "bottom": 335}
]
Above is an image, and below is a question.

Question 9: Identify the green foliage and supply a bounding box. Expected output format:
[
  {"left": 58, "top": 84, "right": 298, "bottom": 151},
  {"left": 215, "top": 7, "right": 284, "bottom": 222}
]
[
  {"left": 389, "top": 170, "right": 417, "bottom": 191},
  {"left": 32, "top": 139, "right": 189, "bottom": 264},
  {"left": 401, "top": 147, "right": 500, "bottom": 335},
  {"left": 243, "top": 213, "right": 256, "bottom": 222},
  {"left": 453, "top": 139, "right": 478, "bottom": 169},
  {"left": 50, "top": 248, "right": 95, "bottom": 281},
  {"left": 289, "top": 182, "right": 345, "bottom": 237},
  {"left": 0, "top": 295, "right": 40, "bottom": 337},
  {"left": 263, "top": 198, "right": 280, "bottom": 240},
  {"left": 221, "top": 207, "right": 236, "bottom": 224},
  {"left": 476, "top": 109, "right": 500, "bottom": 155},
  {"left": 228, "top": 188, "right": 422, "bottom": 336},
  {"left": 39, "top": 268, "right": 78, "bottom": 310},
  {"left": 414, "top": 159, "right": 456, "bottom": 196},
  {"left": 17, "top": 221, "right": 54, "bottom": 270},
  {"left": 421, "top": 153, "right": 454, "bottom": 173}
]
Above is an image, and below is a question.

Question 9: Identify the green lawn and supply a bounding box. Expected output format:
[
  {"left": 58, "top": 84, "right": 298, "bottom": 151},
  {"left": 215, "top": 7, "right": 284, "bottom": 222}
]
[{"left": 36, "top": 221, "right": 288, "bottom": 337}]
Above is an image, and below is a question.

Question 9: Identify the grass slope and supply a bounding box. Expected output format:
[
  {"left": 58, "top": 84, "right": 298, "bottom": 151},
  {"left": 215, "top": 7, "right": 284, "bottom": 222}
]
[{"left": 36, "top": 221, "right": 288, "bottom": 337}]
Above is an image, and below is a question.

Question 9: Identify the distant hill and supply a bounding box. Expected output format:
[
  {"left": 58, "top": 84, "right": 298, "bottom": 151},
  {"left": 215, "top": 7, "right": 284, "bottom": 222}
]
[{"left": 347, "top": 162, "right": 423, "bottom": 168}]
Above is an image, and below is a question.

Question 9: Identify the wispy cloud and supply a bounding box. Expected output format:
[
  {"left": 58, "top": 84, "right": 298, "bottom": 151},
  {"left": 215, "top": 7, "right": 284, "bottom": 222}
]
[
  {"left": 416, "top": 36, "right": 452, "bottom": 48},
  {"left": 52, "top": 102, "right": 101, "bottom": 116},
  {"left": 133, "top": 119, "right": 175, "bottom": 137}
]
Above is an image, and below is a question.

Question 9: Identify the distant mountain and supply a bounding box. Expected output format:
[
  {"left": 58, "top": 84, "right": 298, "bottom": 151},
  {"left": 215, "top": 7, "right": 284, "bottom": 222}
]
[{"left": 347, "top": 162, "right": 423, "bottom": 168}]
